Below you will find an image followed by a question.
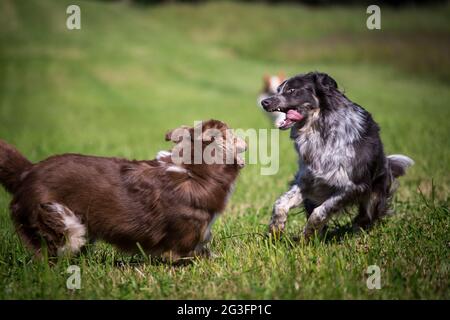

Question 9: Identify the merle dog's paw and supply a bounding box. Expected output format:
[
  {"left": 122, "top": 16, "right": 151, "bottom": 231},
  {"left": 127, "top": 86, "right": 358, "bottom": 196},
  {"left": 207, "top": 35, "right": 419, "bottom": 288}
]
[{"left": 268, "top": 222, "right": 285, "bottom": 240}]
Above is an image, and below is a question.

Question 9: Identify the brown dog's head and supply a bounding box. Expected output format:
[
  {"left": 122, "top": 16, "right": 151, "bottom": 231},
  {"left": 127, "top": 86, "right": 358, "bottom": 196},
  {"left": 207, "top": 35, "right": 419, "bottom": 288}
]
[{"left": 165, "top": 120, "right": 247, "bottom": 168}]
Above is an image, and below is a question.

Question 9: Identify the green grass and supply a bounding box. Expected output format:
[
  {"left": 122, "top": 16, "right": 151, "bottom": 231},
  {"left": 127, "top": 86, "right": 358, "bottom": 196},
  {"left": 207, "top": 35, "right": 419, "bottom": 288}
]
[{"left": 0, "top": 0, "right": 449, "bottom": 299}]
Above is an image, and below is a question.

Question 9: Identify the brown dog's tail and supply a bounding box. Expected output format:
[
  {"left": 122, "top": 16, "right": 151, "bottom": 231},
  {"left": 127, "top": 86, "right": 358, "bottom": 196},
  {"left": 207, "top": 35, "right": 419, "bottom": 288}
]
[{"left": 0, "top": 140, "right": 32, "bottom": 194}]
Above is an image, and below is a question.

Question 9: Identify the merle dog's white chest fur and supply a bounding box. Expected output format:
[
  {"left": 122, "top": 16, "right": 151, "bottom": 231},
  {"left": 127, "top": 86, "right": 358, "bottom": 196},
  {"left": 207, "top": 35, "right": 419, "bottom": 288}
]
[{"left": 292, "top": 105, "right": 365, "bottom": 204}]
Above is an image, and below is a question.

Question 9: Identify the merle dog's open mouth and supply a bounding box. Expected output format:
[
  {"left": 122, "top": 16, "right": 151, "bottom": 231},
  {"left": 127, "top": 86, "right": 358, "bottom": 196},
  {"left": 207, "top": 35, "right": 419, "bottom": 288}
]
[{"left": 272, "top": 108, "right": 304, "bottom": 130}]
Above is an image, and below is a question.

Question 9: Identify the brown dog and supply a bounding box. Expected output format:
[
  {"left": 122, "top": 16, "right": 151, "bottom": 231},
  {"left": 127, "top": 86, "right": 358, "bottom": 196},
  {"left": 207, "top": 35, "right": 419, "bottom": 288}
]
[{"left": 0, "top": 120, "right": 246, "bottom": 260}]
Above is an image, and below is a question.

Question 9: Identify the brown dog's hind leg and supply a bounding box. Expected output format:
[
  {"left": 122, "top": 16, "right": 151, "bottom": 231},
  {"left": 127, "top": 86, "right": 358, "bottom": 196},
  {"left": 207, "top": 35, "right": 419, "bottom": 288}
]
[{"left": 37, "top": 203, "right": 87, "bottom": 257}]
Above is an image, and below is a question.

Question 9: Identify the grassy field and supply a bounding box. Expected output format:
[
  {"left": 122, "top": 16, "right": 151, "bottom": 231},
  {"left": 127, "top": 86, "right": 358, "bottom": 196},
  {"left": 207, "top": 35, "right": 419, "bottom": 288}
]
[{"left": 0, "top": 0, "right": 449, "bottom": 299}]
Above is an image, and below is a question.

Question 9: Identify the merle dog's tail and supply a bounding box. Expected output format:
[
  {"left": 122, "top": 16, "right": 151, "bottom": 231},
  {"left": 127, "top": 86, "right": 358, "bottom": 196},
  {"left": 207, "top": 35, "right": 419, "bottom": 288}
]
[
  {"left": 387, "top": 154, "right": 414, "bottom": 179},
  {"left": 385, "top": 154, "right": 414, "bottom": 210},
  {"left": 0, "top": 140, "right": 32, "bottom": 194}
]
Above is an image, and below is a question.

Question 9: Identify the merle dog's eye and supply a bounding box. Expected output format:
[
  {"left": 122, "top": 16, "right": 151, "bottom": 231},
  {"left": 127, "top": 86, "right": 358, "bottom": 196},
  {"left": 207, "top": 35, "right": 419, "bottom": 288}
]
[{"left": 287, "top": 88, "right": 295, "bottom": 94}]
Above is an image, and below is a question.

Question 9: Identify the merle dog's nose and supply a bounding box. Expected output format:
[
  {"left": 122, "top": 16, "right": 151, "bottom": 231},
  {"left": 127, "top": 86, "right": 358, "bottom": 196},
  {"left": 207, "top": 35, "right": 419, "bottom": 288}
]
[{"left": 261, "top": 99, "right": 271, "bottom": 110}]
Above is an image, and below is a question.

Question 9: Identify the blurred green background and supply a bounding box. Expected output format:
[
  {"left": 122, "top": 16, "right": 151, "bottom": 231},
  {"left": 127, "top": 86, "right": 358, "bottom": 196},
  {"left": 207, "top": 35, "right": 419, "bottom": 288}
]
[{"left": 0, "top": 0, "right": 448, "bottom": 299}]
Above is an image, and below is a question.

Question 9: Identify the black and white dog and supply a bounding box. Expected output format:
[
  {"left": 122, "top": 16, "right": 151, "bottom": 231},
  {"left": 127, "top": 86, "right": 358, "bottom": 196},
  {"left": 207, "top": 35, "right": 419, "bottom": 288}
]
[{"left": 261, "top": 72, "right": 414, "bottom": 239}]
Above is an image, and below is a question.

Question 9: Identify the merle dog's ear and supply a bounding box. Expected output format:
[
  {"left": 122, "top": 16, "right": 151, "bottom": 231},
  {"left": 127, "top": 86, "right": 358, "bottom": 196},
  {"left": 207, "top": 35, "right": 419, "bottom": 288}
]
[
  {"left": 313, "top": 72, "right": 338, "bottom": 92},
  {"left": 277, "top": 80, "right": 287, "bottom": 93}
]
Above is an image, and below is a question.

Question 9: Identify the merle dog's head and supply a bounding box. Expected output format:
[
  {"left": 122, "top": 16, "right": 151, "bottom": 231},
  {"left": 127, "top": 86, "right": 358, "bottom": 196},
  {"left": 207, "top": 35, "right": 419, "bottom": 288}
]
[{"left": 260, "top": 72, "right": 338, "bottom": 130}]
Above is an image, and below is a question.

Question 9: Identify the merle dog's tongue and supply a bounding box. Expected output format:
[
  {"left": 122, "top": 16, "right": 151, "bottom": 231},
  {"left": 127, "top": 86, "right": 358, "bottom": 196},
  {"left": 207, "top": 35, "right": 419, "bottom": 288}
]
[
  {"left": 277, "top": 109, "right": 305, "bottom": 130},
  {"left": 287, "top": 109, "right": 303, "bottom": 121}
]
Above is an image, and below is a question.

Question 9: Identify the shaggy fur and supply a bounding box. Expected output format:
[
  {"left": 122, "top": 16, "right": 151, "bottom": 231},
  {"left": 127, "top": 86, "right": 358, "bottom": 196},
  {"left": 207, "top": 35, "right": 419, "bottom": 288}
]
[
  {"left": 261, "top": 72, "right": 414, "bottom": 238},
  {"left": 0, "top": 120, "right": 246, "bottom": 260}
]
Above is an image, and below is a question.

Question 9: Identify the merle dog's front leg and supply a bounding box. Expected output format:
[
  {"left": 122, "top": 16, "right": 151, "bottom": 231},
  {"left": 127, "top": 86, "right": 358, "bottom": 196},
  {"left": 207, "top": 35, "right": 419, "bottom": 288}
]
[
  {"left": 303, "top": 184, "right": 366, "bottom": 239},
  {"left": 269, "top": 184, "right": 303, "bottom": 234}
]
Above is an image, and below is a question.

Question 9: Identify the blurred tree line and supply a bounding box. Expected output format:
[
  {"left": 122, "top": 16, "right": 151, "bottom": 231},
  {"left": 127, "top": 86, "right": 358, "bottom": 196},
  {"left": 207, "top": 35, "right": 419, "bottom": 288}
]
[{"left": 112, "top": 0, "right": 447, "bottom": 6}]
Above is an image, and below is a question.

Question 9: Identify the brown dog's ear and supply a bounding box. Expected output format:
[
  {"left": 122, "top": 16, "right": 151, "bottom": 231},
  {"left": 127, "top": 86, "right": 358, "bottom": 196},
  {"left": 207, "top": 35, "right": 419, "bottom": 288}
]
[
  {"left": 165, "top": 126, "right": 191, "bottom": 143},
  {"left": 278, "top": 71, "right": 286, "bottom": 81},
  {"left": 263, "top": 74, "right": 270, "bottom": 85}
]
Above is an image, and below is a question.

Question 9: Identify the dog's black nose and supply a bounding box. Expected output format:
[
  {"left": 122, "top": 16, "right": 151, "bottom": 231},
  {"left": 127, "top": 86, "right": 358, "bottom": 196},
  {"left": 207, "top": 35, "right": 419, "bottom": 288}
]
[{"left": 261, "top": 99, "right": 271, "bottom": 110}]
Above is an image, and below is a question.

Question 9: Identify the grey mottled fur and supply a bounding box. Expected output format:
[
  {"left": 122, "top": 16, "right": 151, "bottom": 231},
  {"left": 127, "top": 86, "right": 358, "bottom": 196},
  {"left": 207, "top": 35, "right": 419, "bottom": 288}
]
[{"left": 262, "top": 72, "right": 414, "bottom": 239}]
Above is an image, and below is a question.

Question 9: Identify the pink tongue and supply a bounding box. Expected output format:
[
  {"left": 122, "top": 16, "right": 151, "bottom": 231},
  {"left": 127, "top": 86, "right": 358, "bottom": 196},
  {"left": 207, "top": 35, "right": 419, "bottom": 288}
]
[{"left": 287, "top": 109, "right": 304, "bottom": 121}]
